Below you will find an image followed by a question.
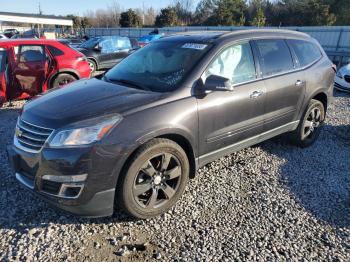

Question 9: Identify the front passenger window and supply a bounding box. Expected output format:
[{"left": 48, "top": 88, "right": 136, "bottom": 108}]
[{"left": 205, "top": 42, "right": 256, "bottom": 85}]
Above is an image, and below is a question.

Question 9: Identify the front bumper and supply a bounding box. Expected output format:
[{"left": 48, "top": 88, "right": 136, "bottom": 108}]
[{"left": 7, "top": 144, "right": 119, "bottom": 218}]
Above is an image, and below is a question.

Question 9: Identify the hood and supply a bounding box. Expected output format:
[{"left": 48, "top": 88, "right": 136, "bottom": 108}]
[{"left": 22, "top": 78, "right": 163, "bottom": 129}]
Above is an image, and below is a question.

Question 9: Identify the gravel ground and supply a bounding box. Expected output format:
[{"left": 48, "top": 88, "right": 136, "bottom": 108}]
[{"left": 0, "top": 90, "right": 350, "bottom": 261}]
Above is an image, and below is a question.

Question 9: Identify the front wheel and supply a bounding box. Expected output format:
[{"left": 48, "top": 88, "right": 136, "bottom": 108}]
[
  {"left": 290, "top": 99, "right": 325, "bottom": 147},
  {"left": 116, "top": 138, "right": 189, "bottom": 219}
]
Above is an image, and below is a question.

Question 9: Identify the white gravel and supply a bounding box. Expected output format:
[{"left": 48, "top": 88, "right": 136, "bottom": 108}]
[{"left": 0, "top": 90, "right": 350, "bottom": 261}]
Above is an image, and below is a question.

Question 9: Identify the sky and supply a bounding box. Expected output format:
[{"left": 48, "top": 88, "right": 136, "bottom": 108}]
[{"left": 1, "top": 0, "right": 181, "bottom": 16}]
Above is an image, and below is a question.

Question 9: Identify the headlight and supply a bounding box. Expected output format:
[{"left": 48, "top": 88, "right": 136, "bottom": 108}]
[{"left": 49, "top": 115, "right": 122, "bottom": 147}]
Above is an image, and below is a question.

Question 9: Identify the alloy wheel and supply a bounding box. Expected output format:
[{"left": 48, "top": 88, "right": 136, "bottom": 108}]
[
  {"left": 302, "top": 107, "right": 322, "bottom": 140},
  {"left": 132, "top": 153, "right": 182, "bottom": 209}
]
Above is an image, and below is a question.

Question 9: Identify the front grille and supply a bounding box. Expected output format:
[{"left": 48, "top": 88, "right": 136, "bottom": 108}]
[
  {"left": 344, "top": 75, "right": 350, "bottom": 83},
  {"left": 42, "top": 180, "right": 61, "bottom": 195},
  {"left": 15, "top": 118, "right": 53, "bottom": 153}
]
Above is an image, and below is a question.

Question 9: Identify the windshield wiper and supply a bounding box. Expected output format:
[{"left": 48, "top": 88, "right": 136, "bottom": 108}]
[{"left": 104, "top": 76, "right": 150, "bottom": 91}]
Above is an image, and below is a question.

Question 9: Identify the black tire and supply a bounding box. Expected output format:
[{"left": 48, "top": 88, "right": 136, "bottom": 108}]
[
  {"left": 116, "top": 138, "right": 189, "bottom": 219},
  {"left": 52, "top": 73, "right": 77, "bottom": 88},
  {"left": 290, "top": 99, "right": 325, "bottom": 147},
  {"left": 87, "top": 59, "right": 97, "bottom": 74}
]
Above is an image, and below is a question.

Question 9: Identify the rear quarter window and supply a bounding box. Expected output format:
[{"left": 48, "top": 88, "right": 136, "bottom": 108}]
[
  {"left": 47, "top": 45, "right": 64, "bottom": 56},
  {"left": 255, "top": 39, "right": 294, "bottom": 77},
  {"left": 288, "top": 39, "right": 322, "bottom": 67}
]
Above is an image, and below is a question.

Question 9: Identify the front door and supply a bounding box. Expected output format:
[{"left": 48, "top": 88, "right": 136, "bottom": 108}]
[
  {"left": 109, "top": 36, "right": 130, "bottom": 66},
  {"left": 196, "top": 41, "right": 266, "bottom": 162},
  {"left": 10, "top": 44, "right": 48, "bottom": 99}
]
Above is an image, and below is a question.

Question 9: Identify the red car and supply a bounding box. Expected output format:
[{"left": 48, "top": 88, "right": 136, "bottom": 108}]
[{"left": 0, "top": 39, "right": 91, "bottom": 107}]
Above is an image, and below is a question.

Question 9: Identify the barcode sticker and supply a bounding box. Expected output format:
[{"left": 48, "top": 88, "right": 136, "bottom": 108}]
[{"left": 182, "top": 43, "right": 207, "bottom": 50}]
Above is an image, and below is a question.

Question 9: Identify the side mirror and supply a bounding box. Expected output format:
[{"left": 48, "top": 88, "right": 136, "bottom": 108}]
[
  {"left": 94, "top": 44, "right": 101, "bottom": 51},
  {"left": 196, "top": 75, "right": 233, "bottom": 94}
]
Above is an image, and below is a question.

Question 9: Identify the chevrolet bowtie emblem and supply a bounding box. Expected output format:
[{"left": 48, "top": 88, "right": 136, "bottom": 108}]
[{"left": 15, "top": 128, "right": 23, "bottom": 138}]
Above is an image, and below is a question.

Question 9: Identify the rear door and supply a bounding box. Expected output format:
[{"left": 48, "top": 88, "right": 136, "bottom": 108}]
[
  {"left": 11, "top": 44, "right": 48, "bottom": 98},
  {"left": 254, "top": 39, "right": 306, "bottom": 131}
]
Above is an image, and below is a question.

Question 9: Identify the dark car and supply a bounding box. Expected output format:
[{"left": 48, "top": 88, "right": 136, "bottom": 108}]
[
  {"left": 77, "top": 36, "right": 132, "bottom": 73},
  {"left": 3, "top": 28, "right": 19, "bottom": 38},
  {"left": 7, "top": 30, "right": 335, "bottom": 219},
  {"left": 58, "top": 38, "right": 84, "bottom": 49}
]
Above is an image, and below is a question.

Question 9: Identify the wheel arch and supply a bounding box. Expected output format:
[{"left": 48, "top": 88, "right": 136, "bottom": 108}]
[
  {"left": 86, "top": 57, "right": 98, "bottom": 70},
  {"left": 118, "top": 130, "right": 198, "bottom": 185},
  {"left": 312, "top": 92, "right": 328, "bottom": 112}
]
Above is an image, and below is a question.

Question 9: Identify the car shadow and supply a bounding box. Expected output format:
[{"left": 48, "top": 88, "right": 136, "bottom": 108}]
[{"left": 260, "top": 123, "right": 350, "bottom": 228}]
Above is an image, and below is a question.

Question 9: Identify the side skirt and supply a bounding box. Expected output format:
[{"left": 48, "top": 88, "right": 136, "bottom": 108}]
[{"left": 197, "top": 121, "right": 299, "bottom": 168}]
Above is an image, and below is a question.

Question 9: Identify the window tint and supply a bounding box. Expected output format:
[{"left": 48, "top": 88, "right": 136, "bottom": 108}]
[
  {"left": 288, "top": 40, "right": 322, "bottom": 67},
  {"left": 205, "top": 42, "right": 256, "bottom": 85},
  {"left": 17, "top": 45, "right": 45, "bottom": 62},
  {"left": 256, "top": 39, "right": 294, "bottom": 76},
  {"left": 48, "top": 45, "right": 64, "bottom": 56}
]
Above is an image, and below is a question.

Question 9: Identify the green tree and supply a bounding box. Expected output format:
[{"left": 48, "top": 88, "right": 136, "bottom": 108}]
[
  {"left": 119, "top": 9, "right": 142, "bottom": 27},
  {"left": 212, "top": 0, "right": 247, "bottom": 26},
  {"left": 194, "top": 0, "right": 218, "bottom": 25},
  {"left": 66, "top": 14, "right": 81, "bottom": 30},
  {"left": 305, "top": 0, "right": 336, "bottom": 25},
  {"left": 155, "top": 7, "right": 178, "bottom": 27},
  {"left": 250, "top": 0, "right": 266, "bottom": 27},
  {"left": 328, "top": 0, "right": 350, "bottom": 25}
]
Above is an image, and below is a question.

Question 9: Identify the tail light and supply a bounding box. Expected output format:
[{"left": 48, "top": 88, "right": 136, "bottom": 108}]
[{"left": 76, "top": 56, "right": 87, "bottom": 62}]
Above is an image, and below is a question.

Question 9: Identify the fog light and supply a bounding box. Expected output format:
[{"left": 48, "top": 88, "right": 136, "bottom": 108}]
[{"left": 59, "top": 183, "right": 84, "bottom": 198}]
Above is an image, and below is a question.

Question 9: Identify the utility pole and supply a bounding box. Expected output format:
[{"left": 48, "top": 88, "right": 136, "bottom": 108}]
[
  {"left": 142, "top": 1, "right": 145, "bottom": 26},
  {"left": 38, "top": 2, "right": 43, "bottom": 15}
]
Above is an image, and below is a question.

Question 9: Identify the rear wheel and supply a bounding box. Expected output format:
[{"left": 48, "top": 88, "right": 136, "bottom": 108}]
[
  {"left": 87, "top": 59, "right": 97, "bottom": 74},
  {"left": 116, "top": 138, "right": 189, "bottom": 219},
  {"left": 290, "top": 99, "right": 325, "bottom": 147},
  {"left": 52, "top": 73, "right": 77, "bottom": 88}
]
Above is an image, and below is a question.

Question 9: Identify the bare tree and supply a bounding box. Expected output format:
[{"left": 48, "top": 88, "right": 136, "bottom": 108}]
[{"left": 144, "top": 7, "right": 157, "bottom": 26}]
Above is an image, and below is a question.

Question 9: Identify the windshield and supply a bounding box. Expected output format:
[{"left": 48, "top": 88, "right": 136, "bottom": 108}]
[
  {"left": 104, "top": 41, "right": 211, "bottom": 92},
  {"left": 80, "top": 37, "right": 100, "bottom": 49}
]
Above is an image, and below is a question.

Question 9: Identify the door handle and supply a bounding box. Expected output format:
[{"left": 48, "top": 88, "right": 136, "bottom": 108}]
[
  {"left": 250, "top": 91, "right": 263, "bottom": 99},
  {"left": 295, "top": 80, "right": 304, "bottom": 86}
]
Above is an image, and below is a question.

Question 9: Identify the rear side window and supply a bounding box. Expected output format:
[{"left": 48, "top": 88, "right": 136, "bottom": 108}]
[
  {"left": 288, "top": 40, "right": 322, "bottom": 67},
  {"left": 47, "top": 45, "right": 64, "bottom": 56},
  {"left": 15, "top": 45, "right": 45, "bottom": 62},
  {"left": 256, "top": 39, "right": 294, "bottom": 77}
]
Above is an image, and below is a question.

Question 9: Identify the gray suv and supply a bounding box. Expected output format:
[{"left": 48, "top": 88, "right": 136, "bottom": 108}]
[{"left": 7, "top": 30, "right": 335, "bottom": 219}]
